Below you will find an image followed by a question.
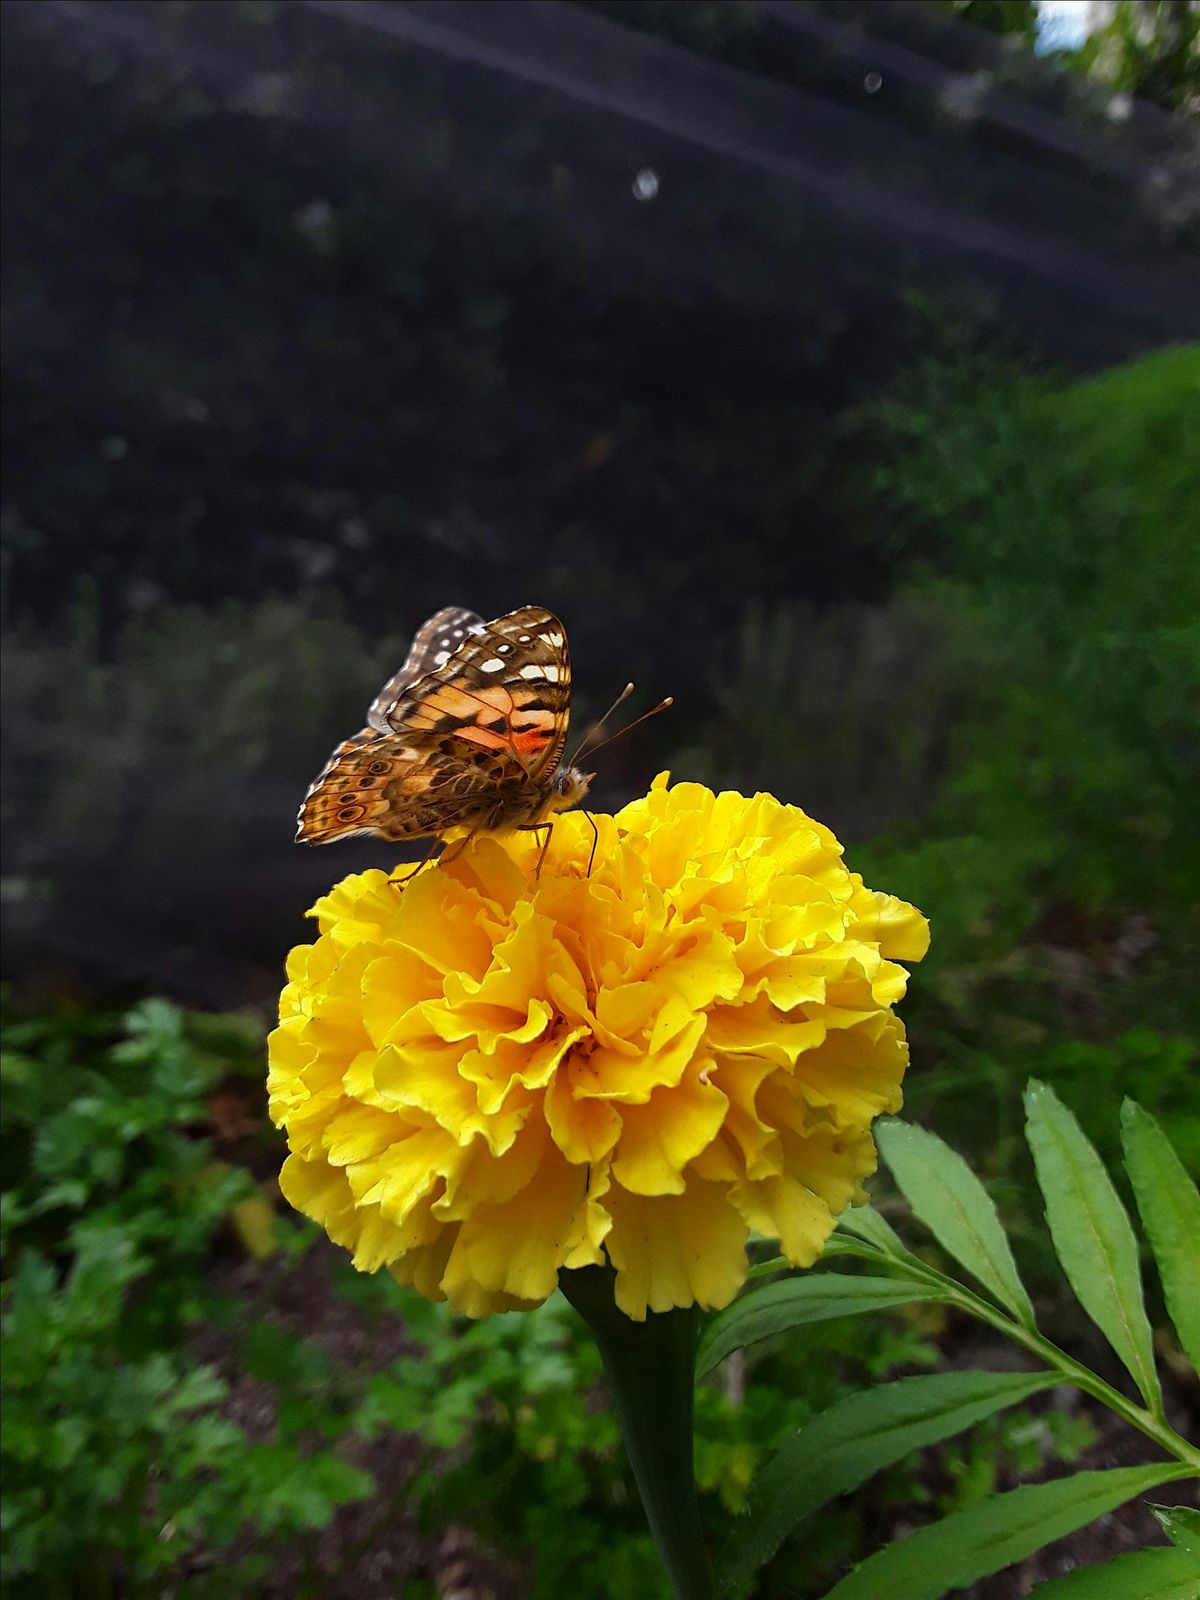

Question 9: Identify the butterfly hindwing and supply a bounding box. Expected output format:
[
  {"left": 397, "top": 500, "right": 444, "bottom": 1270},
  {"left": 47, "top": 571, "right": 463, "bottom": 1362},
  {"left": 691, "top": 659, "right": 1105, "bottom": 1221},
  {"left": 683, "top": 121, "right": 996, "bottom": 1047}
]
[{"left": 295, "top": 732, "right": 505, "bottom": 844}]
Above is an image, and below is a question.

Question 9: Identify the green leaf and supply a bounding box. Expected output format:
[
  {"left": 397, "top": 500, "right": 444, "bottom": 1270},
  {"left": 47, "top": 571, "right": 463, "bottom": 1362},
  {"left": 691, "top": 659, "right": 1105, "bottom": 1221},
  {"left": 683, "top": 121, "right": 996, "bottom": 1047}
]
[
  {"left": 1024, "top": 1081, "right": 1161, "bottom": 1413},
  {"left": 821, "top": 1463, "right": 1192, "bottom": 1600},
  {"left": 836, "top": 1204, "right": 908, "bottom": 1256},
  {"left": 877, "top": 1120, "right": 1035, "bottom": 1327},
  {"left": 1027, "top": 1544, "right": 1200, "bottom": 1599},
  {"left": 1121, "top": 1100, "right": 1200, "bottom": 1374},
  {"left": 697, "top": 1275, "right": 951, "bottom": 1378},
  {"left": 719, "top": 1370, "right": 1057, "bottom": 1593},
  {"left": 1152, "top": 1505, "right": 1200, "bottom": 1556}
]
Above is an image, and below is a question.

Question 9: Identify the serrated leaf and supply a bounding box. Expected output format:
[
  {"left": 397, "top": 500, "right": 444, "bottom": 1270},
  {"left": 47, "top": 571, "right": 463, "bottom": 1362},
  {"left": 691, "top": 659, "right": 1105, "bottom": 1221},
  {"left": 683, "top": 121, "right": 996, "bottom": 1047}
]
[
  {"left": 1152, "top": 1504, "right": 1200, "bottom": 1556},
  {"left": 719, "top": 1369, "right": 1057, "bottom": 1593},
  {"left": 1024, "top": 1080, "right": 1161, "bottom": 1413},
  {"left": 1121, "top": 1101, "right": 1200, "bottom": 1375},
  {"left": 697, "top": 1275, "right": 951, "bottom": 1378},
  {"left": 821, "top": 1463, "right": 1192, "bottom": 1600},
  {"left": 1027, "top": 1544, "right": 1200, "bottom": 1599},
  {"left": 877, "top": 1120, "right": 1034, "bottom": 1327}
]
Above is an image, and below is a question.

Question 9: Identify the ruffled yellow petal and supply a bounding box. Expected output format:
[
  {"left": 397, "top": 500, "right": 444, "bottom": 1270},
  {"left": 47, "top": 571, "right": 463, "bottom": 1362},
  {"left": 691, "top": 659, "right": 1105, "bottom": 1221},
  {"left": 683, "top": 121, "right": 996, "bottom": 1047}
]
[
  {"left": 610, "top": 1070, "right": 730, "bottom": 1196},
  {"left": 449, "top": 1137, "right": 601, "bottom": 1306},
  {"left": 848, "top": 878, "right": 931, "bottom": 962},
  {"left": 604, "top": 1178, "right": 749, "bottom": 1318}
]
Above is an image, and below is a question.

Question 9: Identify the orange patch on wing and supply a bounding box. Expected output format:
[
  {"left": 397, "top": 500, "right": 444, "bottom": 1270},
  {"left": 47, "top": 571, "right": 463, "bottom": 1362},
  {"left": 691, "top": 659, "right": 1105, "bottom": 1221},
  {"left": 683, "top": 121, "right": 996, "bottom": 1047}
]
[
  {"left": 426, "top": 684, "right": 514, "bottom": 719},
  {"left": 454, "top": 725, "right": 511, "bottom": 751},
  {"left": 513, "top": 727, "right": 552, "bottom": 755}
]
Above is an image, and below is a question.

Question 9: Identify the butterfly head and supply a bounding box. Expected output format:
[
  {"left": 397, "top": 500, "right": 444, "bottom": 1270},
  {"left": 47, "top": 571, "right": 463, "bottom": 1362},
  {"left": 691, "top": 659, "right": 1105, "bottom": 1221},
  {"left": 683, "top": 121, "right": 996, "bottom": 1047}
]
[{"left": 549, "top": 765, "right": 593, "bottom": 814}]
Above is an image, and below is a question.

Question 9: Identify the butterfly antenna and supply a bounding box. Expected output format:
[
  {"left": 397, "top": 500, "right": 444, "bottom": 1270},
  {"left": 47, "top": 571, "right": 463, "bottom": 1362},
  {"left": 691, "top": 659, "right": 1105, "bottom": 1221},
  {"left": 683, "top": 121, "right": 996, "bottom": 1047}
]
[
  {"left": 570, "top": 694, "right": 674, "bottom": 767},
  {"left": 568, "top": 682, "right": 635, "bottom": 765}
]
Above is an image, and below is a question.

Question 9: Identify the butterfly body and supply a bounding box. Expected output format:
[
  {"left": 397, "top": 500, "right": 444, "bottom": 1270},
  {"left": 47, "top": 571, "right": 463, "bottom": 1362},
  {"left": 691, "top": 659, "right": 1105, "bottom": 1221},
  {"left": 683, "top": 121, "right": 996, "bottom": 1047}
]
[{"left": 296, "top": 605, "right": 590, "bottom": 850}]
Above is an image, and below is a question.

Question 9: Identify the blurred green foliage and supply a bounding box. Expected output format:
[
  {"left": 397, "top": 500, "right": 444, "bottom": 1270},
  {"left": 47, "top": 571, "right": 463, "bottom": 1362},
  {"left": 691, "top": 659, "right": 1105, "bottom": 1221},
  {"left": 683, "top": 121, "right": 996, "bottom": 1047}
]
[
  {"left": 854, "top": 343, "right": 1200, "bottom": 1177},
  {"left": 860, "top": 342, "right": 1199, "bottom": 925},
  {"left": 0, "top": 999, "right": 373, "bottom": 1598},
  {"left": 1059, "top": 1, "right": 1199, "bottom": 114},
  {"left": 942, "top": 3, "right": 1039, "bottom": 48},
  {"left": 945, "top": 0, "right": 1197, "bottom": 114}
]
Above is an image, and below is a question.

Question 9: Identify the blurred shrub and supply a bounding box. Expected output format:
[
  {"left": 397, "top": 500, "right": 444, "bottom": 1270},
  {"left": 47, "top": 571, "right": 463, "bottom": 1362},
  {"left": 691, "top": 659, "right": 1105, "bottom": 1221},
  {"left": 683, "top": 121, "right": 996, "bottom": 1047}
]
[
  {"left": 1, "top": 590, "right": 405, "bottom": 879},
  {"left": 674, "top": 583, "right": 996, "bottom": 841},
  {"left": 1064, "top": 1, "right": 1200, "bottom": 115},
  {"left": 942, "top": 0, "right": 1196, "bottom": 114},
  {"left": 851, "top": 343, "right": 1199, "bottom": 980},
  {"left": 855, "top": 342, "right": 1199, "bottom": 1196},
  {"left": 0, "top": 998, "right": 372, "bottom": 1597},
  {"left": 0, "top": 591, "right": 418, "bottom": 994},
  {"left": 697, "top": 340, "right": 1200, "bottom": 921}
]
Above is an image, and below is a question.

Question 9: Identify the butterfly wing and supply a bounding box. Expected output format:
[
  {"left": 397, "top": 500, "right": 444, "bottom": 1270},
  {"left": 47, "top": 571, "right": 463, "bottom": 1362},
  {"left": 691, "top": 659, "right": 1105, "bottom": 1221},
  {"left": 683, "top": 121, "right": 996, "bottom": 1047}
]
[
  {"left": 296, "top": 606, "right": 572, "bottom": 845},
  {"left": 379, "top": 606, "right": 572, "bottom": 784},
  {"left": 295, "top": 733, "right": 506, "bottom": 844},
  {"left": 366, "top": 606, "right": 487, "bottom": 733}
]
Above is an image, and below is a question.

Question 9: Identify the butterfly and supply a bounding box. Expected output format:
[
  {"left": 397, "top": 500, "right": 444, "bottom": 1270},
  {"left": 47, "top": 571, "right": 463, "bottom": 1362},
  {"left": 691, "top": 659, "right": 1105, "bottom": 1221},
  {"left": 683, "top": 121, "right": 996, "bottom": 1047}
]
[{"left": 295, "top": 605, "right": 597, "bottom": 869}]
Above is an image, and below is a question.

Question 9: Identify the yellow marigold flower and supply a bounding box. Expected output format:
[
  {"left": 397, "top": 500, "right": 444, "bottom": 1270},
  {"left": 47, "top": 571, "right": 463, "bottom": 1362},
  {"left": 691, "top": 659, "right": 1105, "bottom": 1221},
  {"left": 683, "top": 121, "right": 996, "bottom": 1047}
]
[{"left": 268, "top": 775, "right": 928, "bottom": 1320}]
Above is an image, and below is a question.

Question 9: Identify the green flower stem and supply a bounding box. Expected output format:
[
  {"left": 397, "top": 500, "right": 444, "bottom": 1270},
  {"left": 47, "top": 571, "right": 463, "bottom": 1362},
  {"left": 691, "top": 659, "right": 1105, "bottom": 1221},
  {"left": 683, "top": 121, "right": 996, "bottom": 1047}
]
[
  {"left": 560, "top": 1266, "right": 718, "bottom": 1600},
  {"left": 831, "top": 1239, "right": 1200, "bottom": 1472}
]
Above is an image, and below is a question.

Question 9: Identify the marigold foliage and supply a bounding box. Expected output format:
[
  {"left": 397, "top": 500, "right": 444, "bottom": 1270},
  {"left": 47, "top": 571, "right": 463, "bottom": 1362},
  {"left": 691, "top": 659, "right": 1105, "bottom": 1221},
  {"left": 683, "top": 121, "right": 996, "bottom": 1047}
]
[{"left": 269, "top": 776, "right": 928, "bottom": 1319}]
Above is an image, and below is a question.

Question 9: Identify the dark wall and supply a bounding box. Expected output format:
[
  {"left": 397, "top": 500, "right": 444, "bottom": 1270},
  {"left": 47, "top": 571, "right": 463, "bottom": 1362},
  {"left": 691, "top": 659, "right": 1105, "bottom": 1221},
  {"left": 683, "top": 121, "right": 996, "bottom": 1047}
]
[{"left": 3, "top": 0, "right": 1197, "bottom": 1002}]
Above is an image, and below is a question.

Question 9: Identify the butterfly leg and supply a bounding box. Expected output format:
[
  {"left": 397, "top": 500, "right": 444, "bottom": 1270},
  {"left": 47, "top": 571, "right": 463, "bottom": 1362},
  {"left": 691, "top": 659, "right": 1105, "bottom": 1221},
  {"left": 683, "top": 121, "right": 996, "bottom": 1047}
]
[
  {"left": 388, "top": 835, "right": 442, "bottom": 890},
  {"left": 438, "top": 825, "right": 486, "bottom": 868},
  {"left": 535, "top": 822, "right": 556, "bottom": 878},
  {"left": 514, "top": 822, "right": 554, "bottom": 876},
  {"left": 582, "top": 810, "right": 599, "bottom": 878}
]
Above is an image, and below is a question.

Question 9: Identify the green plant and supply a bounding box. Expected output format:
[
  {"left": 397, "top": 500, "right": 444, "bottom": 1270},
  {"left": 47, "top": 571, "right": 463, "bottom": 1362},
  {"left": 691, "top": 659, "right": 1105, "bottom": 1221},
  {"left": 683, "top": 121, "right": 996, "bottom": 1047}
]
[
  {"left": 811, "top": 341, "right": 1200, "bottom": 1233},
  {"left": 0, "top": 999, "right": 372, "bottom": 1597},
  {"left": 339, "top": 1271, "right": 760, "bottom": 1599},
  {"left": 701, "top": 1086, "right": 1199, "bottom": 1597},
  {"left": 1064, "top": 1, "right": 1200, "bottom": 116}
]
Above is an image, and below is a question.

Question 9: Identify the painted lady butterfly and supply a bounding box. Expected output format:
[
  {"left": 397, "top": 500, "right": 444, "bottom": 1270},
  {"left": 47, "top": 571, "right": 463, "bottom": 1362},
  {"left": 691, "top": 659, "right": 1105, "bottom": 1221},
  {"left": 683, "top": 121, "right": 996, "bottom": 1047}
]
[{"left": 296, "top": 605, "right": 594, "bottom": 861}]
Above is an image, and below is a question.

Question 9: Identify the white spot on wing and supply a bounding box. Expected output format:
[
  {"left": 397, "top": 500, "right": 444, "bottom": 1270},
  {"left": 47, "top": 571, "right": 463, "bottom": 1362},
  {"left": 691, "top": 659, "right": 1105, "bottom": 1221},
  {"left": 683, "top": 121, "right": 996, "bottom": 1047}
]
[{"left": 480, "top": 657, "right": 505, "bottom": 673}]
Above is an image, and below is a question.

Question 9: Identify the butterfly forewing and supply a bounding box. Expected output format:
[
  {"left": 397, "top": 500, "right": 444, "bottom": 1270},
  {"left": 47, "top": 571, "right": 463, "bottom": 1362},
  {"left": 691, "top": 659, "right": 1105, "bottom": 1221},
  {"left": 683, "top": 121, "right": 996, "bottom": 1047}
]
[
  {"left": 382, "top": 607, "right": 571, "bottom": 780},
  {"left": 296, "top": 605, "right": 572, "bottom": 846},
  {"left": 366, "top": 606, "right": 486, "bottom": 733}
]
